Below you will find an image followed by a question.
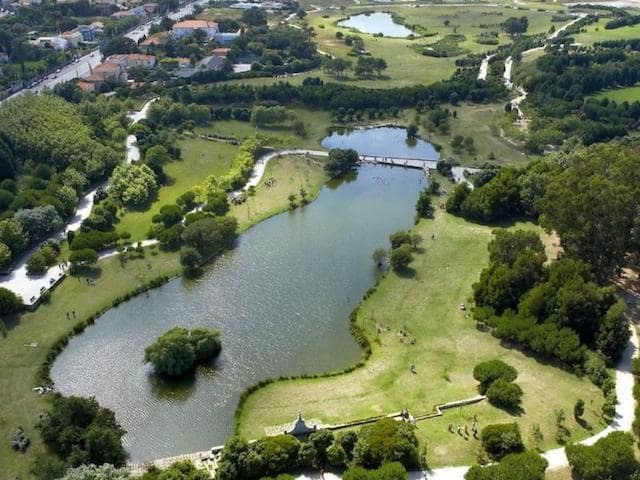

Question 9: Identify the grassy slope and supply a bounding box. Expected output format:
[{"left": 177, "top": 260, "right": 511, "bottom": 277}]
[
  {"left": 236, "top": 208, "right": 605, "bottom": 467},
  {"left": 231, "top": 154, "right": 328, "bottom": 231},
  {"left": 115, "top": 138, "right": 238, "bottom": 241},
  {"left": 591, "top": 84, "right": 640, "bottom": 102},
  {"left": 572, "top": 18, "right": 640, "bottom": 45},
  {"left": 0, "top": 153, "right": 327, "bottom": 479},
  {"left": 195, "top": 108, "right": 334, "bottom": 150}
]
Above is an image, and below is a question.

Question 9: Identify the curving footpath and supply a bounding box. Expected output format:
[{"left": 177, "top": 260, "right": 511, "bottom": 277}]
[
  {"left": 0, "top": 98, "right": 158, "bottom": 307},
  {"left": 292, "top": 325, "right": 638, "bottom": 480}
]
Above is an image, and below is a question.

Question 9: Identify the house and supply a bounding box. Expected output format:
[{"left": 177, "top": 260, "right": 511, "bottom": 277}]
[
  {"left": 93, "top": 61, "right": 127, "bottom": 82},
  {"left": 60, "top": 31, "right": 83, "bottom": 48},
  {"left": 171, "top": 20, "right": 219, "bottom": 39},
  {"left": 214, "top": 31, "right": 240, "bottom": 45},
  {"left": 140, "top": 32, "right": 168, "bottom": 52},
  {"left": 31, "top": 36, "right": 69, "bottom": 50},
  {"left": 172, "top": 54, "right": 226, "bottom": 78},
  {"left": 74, "top": 24, "right": 98, "bottom": 42},
  {"left": 211, "top": 47, "right": 230, "bottom": 58},
  {"left": 142, "top": 2, "right": 157, "bottom": 13},
  {"left": 125, "top": 53, "right": 157, "bottom": 69}
]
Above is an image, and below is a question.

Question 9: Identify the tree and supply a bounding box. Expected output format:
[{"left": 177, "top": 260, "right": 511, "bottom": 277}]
[
  {"left": 574, "top": 399, "right": 585, "bottom": 419},
  {"left": 446, "top": 183, "right": 470, "bottom": 214},
  {"left": 488, "top": 229, "right": 544, "bottom": 266},
  {"left": 473, "top": 359, "right": 518, "bottom": 394},
  {"left": 323, "top": 57, "right": 352, "bottom": 77},
  {"left": 324, "top": 149, "right": 359, "bottom": 178},
  {"left": 389, "top": 230, "right": 411, "bottom": 249},
  {"left": 242, "top": 7, "right": 267, "bottom": 26},
  {"left": 415, "top": 189, "right": 434, "bottom": 219},
  {"left": 0, "top": 241, "right": 11, "bottom": 270},
  {"left": 353, "top": 418, "right": 419, "bottom": 469},
  {"left": 326, "top": 443, "right": 346, "bottom": 468},
  {"left": 465, "top": 451, "right": 547, "bottom": 480},
  {"left": 38, "top": 396, "right": 127, "bottom": 469},
  {"left": 0, "top": 218, "right": 28, "bottom": 254},
  {"left": 14, "top": 205, "right": 62, "bottom": 242},
  {"left": 110, "top": 163, "right": 158, "bottom": 207},
  {"left": 486, "top": 379, "right": 523, "bottom": 410},
  {"left": 406, "top": 124, "right": 418, "bottom": 139},
  {"left": 61, "top": 464, "right": 131, "bottom": 479},
  {"left": 0, "top": 286, "right": 22, "bottom": 315},
  {"left": 480, "top": 423, "right": 523, "bottom": 460},
  {"left": 181, "top": 216, "right": 238, "bottom": 257},
  {"left": 69, "top": 248, "right": 98, "bottom": 266},
  {"left": 26, "top": 251, "right": 48, "bottom": 275},
  {"left": 153, "top": 204, "right": 183, "bottom": 228},
  {"left": 203, "top": 190, "right": 230, "bottom": 216},
  {"left": 503, "top": 16, "right": 529, "bottom": 36},
  {"left": 390, "top": 245, "right": 413, "bottom": 271},
  {"left": 372, "top": 248, "right": 387, "bottom": 268},
  {"left": 139, "top": 460, "right": 210, "bottom": 479},
  {"left": 566, "top": 432, "right": 638, "bottom": 480},
  {"left": 144, "top": 327, "right": 221, "bottom": 376},
  {"left": 180, "top": 247, "right": 202, "bottom": 275}
]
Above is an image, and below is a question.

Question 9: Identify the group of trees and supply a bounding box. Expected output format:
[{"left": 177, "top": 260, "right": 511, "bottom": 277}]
[
  {"left": 324, "top": 148, "right": 359, "bottom": 178},
  {"left": 473, "top": 230, "right": 629, "bottom": 367},
  {"left": 386, "top": 230, "right": 422, "bottom": 271},
  {"left": 144, "top": 327, "right": 222, "bottom": 376},
  {"left": 473, "top": 359, "right": 522, "bottom": 410},
  {"left": 217, "top": 418, "right": 418, "bottom": 480},
  {"left": 34, "top": 396, "right": 127, "bottom": 479}
]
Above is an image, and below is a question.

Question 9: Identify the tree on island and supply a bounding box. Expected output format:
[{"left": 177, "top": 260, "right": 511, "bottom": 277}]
[
  {"left": 324, "top": 149, "right": 359, "bottom": 178},
  {"left": 144, "top": 327, "right": 222, "bottom": 376}
]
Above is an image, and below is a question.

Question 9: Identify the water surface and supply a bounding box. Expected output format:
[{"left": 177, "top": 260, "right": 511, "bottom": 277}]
[
  {"left": 338, "top": 12, "right": 416, "bottom": 38},
  {"left": 52, "top": 164, "right": 424, "bottom": 462},
  {"left": 322, "top": 126, "right": 439, "bottom": 160}
]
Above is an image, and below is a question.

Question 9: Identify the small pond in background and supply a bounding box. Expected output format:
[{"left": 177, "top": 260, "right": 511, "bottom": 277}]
[{"left": 338, "top": 12, "right": 417, "bottom": 38}]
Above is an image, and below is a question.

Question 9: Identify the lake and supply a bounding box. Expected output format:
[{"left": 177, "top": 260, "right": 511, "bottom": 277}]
[
  {"left": 322, "top": 126, "right": 439, "bottom": 160},
  {"left": 51, "top": 164, "right": 425, "bottom": 462},
  {"left": 338, "top": 12, "right": 417, "bottom": 38}
]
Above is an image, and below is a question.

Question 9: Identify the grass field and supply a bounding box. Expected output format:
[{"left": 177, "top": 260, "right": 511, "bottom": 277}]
[
  {"left": 418, "top": 103, "right": 527, "bottom": 166},
  {"left": 299, "top": 4, "right": 559, "bottom": 88},
  {"left": 572, "top": 18, "right": 640, "bottom": 45},
  {"left": 231, "top": 154, "right": 328, "bottom": 230},
  {"left": 236, "top": 207, "right": 605, "bottom": 467},
  {"left": 591, "top": 84, "right": 640, "bottom": 102},
  {"left": 195, "top": 108, "right": 334, "bottom": 150},
  {"left": 115, "top": 138, "right": 238, "bottom": 241}
]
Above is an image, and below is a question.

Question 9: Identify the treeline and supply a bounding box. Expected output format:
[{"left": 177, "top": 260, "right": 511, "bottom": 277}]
[
  {"left": 520, "top": 45, "right": 640, "bottom": 151},
  {"left": 473, "top": 230, "right": 628, "bottom": 368},
  {"left": 0, "top": 94, "right": 125, "bottom": 269},
  {"left": 217, "top": 418, "right": 418, "bottom": 480},
  {"left": 185, "top": 69, "right": 506, "bottom": 113},
  {"left": 448, "top": 142, "right": 640, "bottom": 283}
]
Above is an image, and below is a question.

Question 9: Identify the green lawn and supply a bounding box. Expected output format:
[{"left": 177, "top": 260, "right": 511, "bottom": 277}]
[
  {"left": 115, "top": 138, "right": 238, "bottom": 241},
  {"left": 231, "top": 154, "right": 328, "bottom": 230},
  {"left": 236, "top": 208, "right": 606, "bottom": 467},
  {"left": 0, "top": 250, "right": 180, "bottom": 479},
  {"left": 591, "top": 84, "right": 640, "bottom": 103},
  {"left": 195, "top": 108, "right": 334, "bottom": 150},
  {"left": 572, "top": 18, "right": 640, "bottom": 45},
  {"left": 419, "top": 103, "right": 527, "bottom": 166}
]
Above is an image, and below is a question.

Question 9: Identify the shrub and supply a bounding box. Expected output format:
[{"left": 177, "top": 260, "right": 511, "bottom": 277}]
[
  {"left": 486, "top": 379, "right": 523, "bottom": 410},
  {"left": 465, "top": 451, "right": 547, "bottom": 480},
  {"left": 0, "top": 286, "right": 22, "bottom": 315},
  {"left": 389, "top": 245, "right": 413, "bottom": 271},
  {"left": 144, "top": 327, "right": 221, "bottom": 376},
  {"left": 26, "top": 251, "right": 48, "bottom": 275},
  {"left": 472, "top": 359, "right": 518, "bottom": 394},
  {"left": 326, "top": 443, "right": 347, "bottom": 468},
  {"left": 353, "top": 418, "right": 419, "bottom": 469},
  {"left": 480, "top": 423, "right": 524, "bottom": 460}
]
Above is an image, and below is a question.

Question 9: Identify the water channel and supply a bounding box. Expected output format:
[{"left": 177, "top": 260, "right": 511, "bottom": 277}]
[{"left": 51, "top": 159, "right": 427, "bottom": 462}]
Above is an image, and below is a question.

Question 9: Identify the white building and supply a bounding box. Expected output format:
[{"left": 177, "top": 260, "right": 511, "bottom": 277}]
[{"left": 171, "top": 20, "right": 219, "bottom": 39}]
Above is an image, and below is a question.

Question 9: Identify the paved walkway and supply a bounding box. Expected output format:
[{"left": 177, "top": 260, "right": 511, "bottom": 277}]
[{"left": 0, "top": 99, "right": 157, "bottom": 307}]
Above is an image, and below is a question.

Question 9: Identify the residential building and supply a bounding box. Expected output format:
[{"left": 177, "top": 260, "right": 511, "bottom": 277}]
[
  {"left": 60, "top": 31, "right": 83, "bottom": 48},
  {"left": 125, "top": 53, "right": 157, "bottom": 69},
  {"left": 171, "top": 20, "right": 219, "bottom": 39},
  {"left": 140, "top": 32, "right": 168, "bottom": 52},
  {"left": 31, "top": 37, "right": 69, "bottom": 50}
]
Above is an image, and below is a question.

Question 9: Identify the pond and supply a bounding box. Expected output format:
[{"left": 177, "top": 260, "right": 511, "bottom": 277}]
[
  {"left": 322, "top": 126, "right": 439, "bottom": 161},
  {"left": 337, "top": 12, "right": 417, "bottom": 38},
  {"left": 51, "top": 164, "right": 425, "bottom": 462}
]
